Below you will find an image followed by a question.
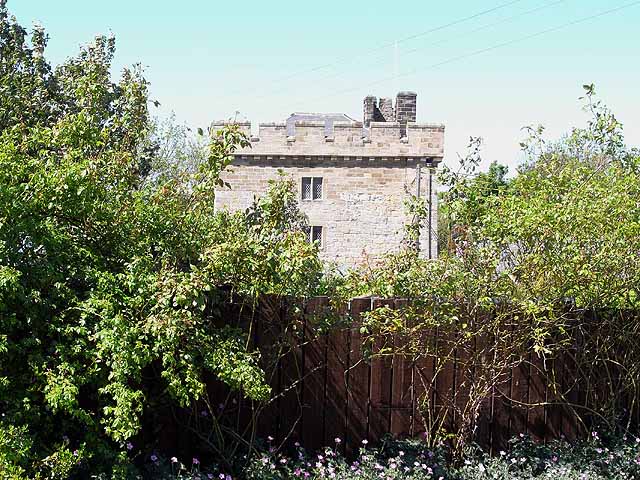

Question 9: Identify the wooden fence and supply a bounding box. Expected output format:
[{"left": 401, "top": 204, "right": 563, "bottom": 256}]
[{"left": 180, "top": 297, "right": 638, "bottom": 456}]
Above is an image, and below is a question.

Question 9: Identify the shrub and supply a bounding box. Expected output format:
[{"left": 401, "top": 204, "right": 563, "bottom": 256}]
[{"left": 241, "top": 435, "right": 640, "bottom": 480}]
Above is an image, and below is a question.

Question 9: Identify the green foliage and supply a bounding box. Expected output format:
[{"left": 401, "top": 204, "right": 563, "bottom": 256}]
[
  {"left": 242, "top": 435, "right": 640, "bottom": 479},
  {"left": 0, "top": 2, "right": 323, "bottom": 477},
  {"left": 0, "top": 423, "right": 31, "bottom": 479}
]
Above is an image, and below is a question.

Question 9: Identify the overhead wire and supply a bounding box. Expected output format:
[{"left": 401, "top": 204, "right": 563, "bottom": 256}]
[
  {"left": 248, "top": 0, "right": 569, "bottom": 105},
  {"left": 308, "top": 0, "right": 640, "bottom": 102},
  {"left": 226, "top": 0, "right": 529, "bottom": 99}
]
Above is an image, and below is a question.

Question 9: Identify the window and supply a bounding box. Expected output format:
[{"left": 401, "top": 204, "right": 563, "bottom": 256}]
[
  {"left": 303, "top": 225, "right": 324, "bottom": 248},
  {"left": 301, "top": 177, "right": 323, "bottom": 200}
]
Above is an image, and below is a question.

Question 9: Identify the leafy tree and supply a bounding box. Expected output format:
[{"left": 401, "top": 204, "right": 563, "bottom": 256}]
[
  {"left": 437, "top": 136, "right": 510, "bottom": 256},
  {"left": 0, "top": 3, "right": 321, "bottom": 477}
]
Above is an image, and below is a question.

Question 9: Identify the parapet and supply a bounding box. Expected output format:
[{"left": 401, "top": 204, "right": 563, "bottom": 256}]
[
  {"left": 211, "top": 90, "right": 444, "bottom": 161},
  {"left": 211, "top": 119, "right": 444, "bottom": 160}
]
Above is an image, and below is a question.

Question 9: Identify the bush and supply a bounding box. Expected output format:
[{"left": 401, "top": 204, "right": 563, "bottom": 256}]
[{"left": 241, "top": 434, "right": 640, "bottom": 479}]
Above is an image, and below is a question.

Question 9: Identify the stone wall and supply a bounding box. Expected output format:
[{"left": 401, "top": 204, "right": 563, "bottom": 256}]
[{"left": 215, "top": 156, "right": 438, "bottom": 268}]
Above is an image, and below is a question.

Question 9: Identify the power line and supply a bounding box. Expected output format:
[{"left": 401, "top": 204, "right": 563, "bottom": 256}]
[
  {"left": 226, "top": 0, "right": 528, "bottom": 99},
  {"left": 277, "top": 0, "right": 568, "bottom": 100},
  {"left": 310, "top": 0, "right": 640, "bottom": 102}
]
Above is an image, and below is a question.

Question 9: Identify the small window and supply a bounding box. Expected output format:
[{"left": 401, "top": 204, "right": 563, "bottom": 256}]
[
  {"left": 301, "top": 177, "right": 323, "bottom": 200},
  {"left": 303, "top": 225, "right": 324, "bottom": 248},
  {"left": 302, "top": 177, "right": 312, "bottom": 200},
  {"left": 312, "top": 226, "right": 323, "bottom": 245},
  {"left": 312, "top": 178, "right": 323, "bottom": 200}
]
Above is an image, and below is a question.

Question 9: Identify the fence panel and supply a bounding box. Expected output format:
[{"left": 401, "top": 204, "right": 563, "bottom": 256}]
[{"left": 199, "top": 298, "right": 639, "bottom": 455}]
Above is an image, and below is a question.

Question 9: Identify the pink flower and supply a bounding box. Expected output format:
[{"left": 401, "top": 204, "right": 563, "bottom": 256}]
[
  {"left": 334, "top": 437, "right": 341, "bottom": 444},
  {"left": 126, "top": 442, "right": 133, "bottom": 451},
  {"left": 171, "top": 457, "right": 178, "bottom": 463},
  {"left": 192, "top": 457, "right": 200, "bottom": 465}
]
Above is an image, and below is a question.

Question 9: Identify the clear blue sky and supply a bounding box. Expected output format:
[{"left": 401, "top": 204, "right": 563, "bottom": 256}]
[{"left": 10, "top": 0, "right": 640, "bottom": 172}]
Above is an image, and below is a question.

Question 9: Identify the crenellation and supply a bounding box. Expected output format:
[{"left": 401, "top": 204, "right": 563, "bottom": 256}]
[{"left": 214, "top": 118, "right": 444, "bottom": 159}]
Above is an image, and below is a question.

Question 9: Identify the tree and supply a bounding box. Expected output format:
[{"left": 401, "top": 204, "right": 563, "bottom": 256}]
[
  {"left": 437, "top": 135, "right": 510, "bottom": 256},
  {"left": 0, "top": 3, "right": 321, "bottom": 477}
]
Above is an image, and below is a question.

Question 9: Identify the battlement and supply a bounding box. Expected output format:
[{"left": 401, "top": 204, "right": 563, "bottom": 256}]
[{"left": 211, "top": 91, "right": 444, "bottom": 161}]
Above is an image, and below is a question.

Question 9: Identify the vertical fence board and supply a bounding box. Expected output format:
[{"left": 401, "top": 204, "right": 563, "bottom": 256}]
[
  {"left": 345, "top": 298, "right": 371, "bottom": 455},
  {"left": 528, "top": 352, "right": 547, "bottom": 441},
  {"left": 255, "top": 298, "right": 280, "bottom": 440},
  {"left": 546, "top": 353, "right": 565, "bottom": 441},
  {"left": 390, "top": 299, "right": 413, "bottom": 438},
  {"left": 324, "top": 321, "right": 350, "bottom": 452},
  {"left": 276, "top": 302, "right": 305, "bottom": 446},
  {"left": 300, "top": 298, "right": 328, "bottom": 451},
  {"left": 561, "top": 347, "right": 580, "bottom": 441},
  {"left": 492, "top": 326, "right": 513, "bottom": 452},
  {"left": 434, "top": 329, "right": 456, "bottom": 438},
  {"left": 412, "top": 328, "right": 437, "bottom": 440},
  {"left": 367, "top": 299, "right": 394, "bottom": 442},
  {"left": 473, "top": 332, "right": 494, "bottom": 451},
  {"left": 510, "top": 357, "right": 530, "bottom": 437},
  {"left": 453, "top": 333, "right": 473, "bottom": 445}
]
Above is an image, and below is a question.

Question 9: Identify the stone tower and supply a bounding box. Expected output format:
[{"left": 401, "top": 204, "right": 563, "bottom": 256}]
[{"left": 213, "top": 91, "right": 444, "bottom": 268}]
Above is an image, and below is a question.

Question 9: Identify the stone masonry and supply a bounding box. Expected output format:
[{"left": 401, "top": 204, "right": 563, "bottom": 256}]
[{"left": 213, "top": 91, "right": 444, "bottom": 269}]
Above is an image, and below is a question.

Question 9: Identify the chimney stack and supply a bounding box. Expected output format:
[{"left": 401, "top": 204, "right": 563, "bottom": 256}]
[
  {"left": 363, "top": 91, "right": 417, "bottom": 134},
  {"left": 363, "top": 95, "right": 377, "bottom": 127},
  {"left": 395, "top": 91, "right": 417, "bottom": 125}
]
